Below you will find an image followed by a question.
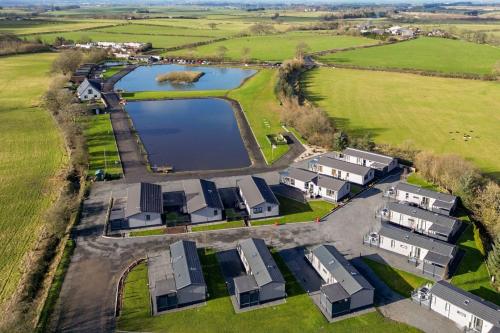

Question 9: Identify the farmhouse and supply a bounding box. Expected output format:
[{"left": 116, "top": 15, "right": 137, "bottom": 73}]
[
  {"left": 382, "top": 202, "right": 461, "bottom": 242},
  {"left": 368, "top": 224, "right": 458, "bottom": 279},
  {"left": 309, "top": 155, "right": 375, "bottom": 185},
  {"left": 237, "top": 176, "right": 279, "bottom": 219},
  {"left": 183, "top": 179, "right": 223, "bottom": 224},
  {"left": 339, "top": 148, "right": 397, "bottom": 174},
  {"left": 235, "top": 238, "right": 286, "bottom": 308},
  {"left": 76, "top": 78, "right": 102, "bottom": 102},
  {"left": 395, "top": 182, "right": 458, "bottom": 216},
  {"left": 148, "top": 240, "right": 206, "bottom": 314},
  {"left": 125, "top": 182, "right": 163, "bottom": 228},
  {"left": 306, "top": 244, "right": 374, "bottom": 317}
]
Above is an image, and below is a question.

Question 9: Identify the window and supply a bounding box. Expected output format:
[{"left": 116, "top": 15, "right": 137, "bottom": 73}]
[
  {"left": 445, "top": 302, "right": 450, "bottom": 311},
  {"left": 391, "top": 240, "right": 395, "bottom": 248},
  {"left": 338, "top": 171, "right": 342, "bottom": 178},
  {"left": 267, "top": 206, "right": 272, "bottom": 212},
  {"left": 88, "top": 88, "right": 92, "bottom": 94},
  {"left": 456, "top": 310, "right": 466, "bottom": 317},
  {"left": 146, "top": 214, "right": 151, "bottom": 221},
  {"left": 405, "top": 193, "right": 409, "bottom": 200},
  {"left": 290, "top": 178, "right": 295, "bottom": 186},
  {"left": 253, "top": 207, "right": 262, "bottom": 214},
  {"left": 318, "top": 166, "right": 323, "bottom": 173},
  {"left": 214, "top": 209, "right": 218, "bottom": 216},
  {"left": 346, "top": 172, "right": 349, "bottom": 178},
  {"left": 326, "top": 189, "right": 334, "bottom": 197}
]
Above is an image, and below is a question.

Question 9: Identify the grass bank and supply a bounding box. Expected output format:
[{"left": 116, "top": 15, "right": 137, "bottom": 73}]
[{"left": 122, "top": 90, "right": 228, "bottom": 100}]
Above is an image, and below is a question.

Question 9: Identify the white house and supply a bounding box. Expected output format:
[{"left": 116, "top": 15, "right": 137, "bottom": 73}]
[
  {"left": 125, "top": 182, "right": 163, "bottom": 228},
  {"left": 183, "top": 179, "right": 223, "bottom": 224},
  {"left": 339, "top": 148, "right": 397, "bottom": 174},
  {"left": 237, "top": 176, "right": 279, "bottom": 219},
  {"left": 76, "top": 78, "right": 101, "bottom": 101},
  {"left": 395, "top": 182, "right": 458, "bottom": 216},
  {"left": 309, "top": 155, "right": 375, "bottom": 186},
  {"left": 315, "top": 174, "right": 350, "bottom": 202},
  {"left": 383, "top": 202, "right": 461, "bottom": 241}
]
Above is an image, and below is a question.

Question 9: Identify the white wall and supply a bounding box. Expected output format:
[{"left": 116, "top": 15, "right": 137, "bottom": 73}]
[
  {"left": 307, "top": 252, "right": 335, "bottom": 284},
  {"left": 189, "top": 206, "right": 222, "bottom": 224},
  {"left": 128, "top": 212, "right": 162, "bottom": 228},
  {"left": 78, "top": 86, "right": 100, "bottom": 101},
  {"left": 379, "top": 235, "right": 429, "bottom": 260},
  {"left": 389, "top": 210, "right": 431, "bottom": 233},
  {"left": 239, "top": 188, "right": 279, "bottom": 219},
  {"left": 396, "top": 190, "right": 436, "bottom": 210},
  {"left": 281, "top": 177, "right": 310, "bottom": 193},
  {"left": 316, "top": 164, "right": 374, "bottom": 185}
]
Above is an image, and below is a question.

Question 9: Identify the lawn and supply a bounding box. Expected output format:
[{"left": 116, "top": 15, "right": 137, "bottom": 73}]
[
  {"left": 191, "top": 220, "right": 246, "bottom": 232},
  {"left": 362, "top": 258, "right": 431, "bottom": 297},
  {"left": 118, "top": 249, "right": 421, "bottom": 333},
  {"left": 317, "top": 37, "right": 500, "bottom": 75},
  {"left": 0, "top": 19, "right": 122, "bottom": 35},
  {"left": 84, "top": 114, "right": 122, "bottom": 178},
  {"left": 302, "top": 67, "right": 500, "bottom": 176},
  {"left": 406, "top": 173, "right": 440, "bottom": 191},
  {"left": 129, "top": 228, "right": 166, "bottom": 237},
  {"left": 167, "top": 32, "right": 379, "bottom": 61},
  {"left": 0, "top": 53, "right": 66, "bottom": 306},
  {"left": 101, "top": 65, "right": 125, "bottom": 80}
]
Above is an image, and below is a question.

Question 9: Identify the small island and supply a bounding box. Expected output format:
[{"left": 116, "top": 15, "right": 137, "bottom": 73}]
[{"left": 156, "top": 71, "right": 204, "bottom": 83}]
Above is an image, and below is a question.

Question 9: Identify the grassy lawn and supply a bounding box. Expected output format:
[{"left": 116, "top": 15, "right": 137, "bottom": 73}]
[
  {"left": 0, "top": 19, "right": 122, "bottom": 35},
  {"left": 129, "top": 228, "right": 166, "bottom": 237},
  {"left": 0, "top": 53, "right": 66, "bottom": 306},
  {"left": 122, "top": 90, "right": 228, "bottom": 100},
  {"left": 317, "top": 37, "right": 500, "bottom": 75},
  {"left": 118, "top": 249, "right": 421, "bottom": 333},
  {"left": 302, "top": 67, "right": 500, "bottom": 176},
  {"left": 84, "top": 114, "right": 122, "bottom": 178},
  {"left": 101, "top": 65, "right": 125, "bottom": 80},
  {"left": 405, "top": 173, "right": 440, "bottom": 191},
  {"left": 251, "top": 196, "right": 335, "bottom": 226},
  {"left": 191, "top": 220, "right": 246, "bottom": 232}
]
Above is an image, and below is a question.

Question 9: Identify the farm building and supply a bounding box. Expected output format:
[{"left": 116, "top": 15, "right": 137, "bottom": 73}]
[
  {"left": 306, "top": 244, "right": 374, "bottom": 317},
  {"left": 125, "top": 182, "right": 163, "bottom": 228},
  {"left": 237, "top": 176, "right": 279, "bottom": 219},
  {"left": 309, "top": 155, "right": 375, "bottom": 185},
  {"left": 339, "top": 148, "right": 397, "bottom": 174},
  {"left": 367, "top": 224, "right": 458, "bottom": 279},
  {"left": 148, "top": 240, "right": 206, "bottom": 314},
  {"left": 412, "top": 281, "right": 500, "bottom": 333},
  {"left": 280, "top": 167, "right": 350, "bottom": 202},
  {"left": 76, "top": 78, "right": 102, "bottom": 101},
  {"left": 394, "top": 182, "right": 458, "bottom": 216},
  {"left": 235, "top": 238, "right": 286, "bottom": 308},
  {"left": 183, "top": 179, "right": 223, "bottom": 224},
  {"left": 382, "top": 202, "right": 461, "bottom": 242}
]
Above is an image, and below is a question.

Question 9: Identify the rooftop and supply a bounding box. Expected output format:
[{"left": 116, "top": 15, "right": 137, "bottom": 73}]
[
  {"left": 238, "top": 176, "right": 279, "bottom": 208},
  {"left": 315, "top": 174, "right": 348, "bottom": 192},
  {"left": 321, "top": 282, "right": 350, "bottom": 303},
  {"left": 125, "top": 182, "right": 163, "bottom": 218},
  {"left": 342, "top": 147, "right": 395, "bottom": 166},
  {"left": 396, "top": 182, "right": 457, "bottom": 204},
  {"left": 183, "top": 179, "right": 223, "bottom": 214},
  {"left": 238, "top": 238, "right": 285, "bottom": 287},
  {"left": 170, "top": 240, "right": 206, "bottom": 290},
  {"left": 316, "top": 155, "right": 372, "bottom": 176}
]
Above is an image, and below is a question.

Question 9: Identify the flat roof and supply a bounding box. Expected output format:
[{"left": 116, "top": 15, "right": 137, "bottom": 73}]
[
  {"left": 234, "top": 275, "right": 259, "bottom": 293},
  {"left": 321, "top": 282, "right": 350, "bottom": 303},
  {"left": 238, "top": 238, "right": 285, "bottom": 287}
]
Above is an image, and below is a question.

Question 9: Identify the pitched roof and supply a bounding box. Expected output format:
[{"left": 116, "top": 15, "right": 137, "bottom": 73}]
[
  {"left": 431, "top": 281, "right": 500, "bottom": 326},
  {"left": 315, "top": 174, "right": 348, "bottom": 192},
  {"left": 317, "top": 155, "right": 372, "bottom": 176},
  {"left": 238, "top": 238, "right": 285, "bottom": 287},
  {"left": 183, "top": 179, "right": 223, "bottom": 214},
  {"left": 147, "top": 251, "right": 175, "bottom": 298},
  {"left": 238, "top": 176, "right": 279, "bottom": 208},
  {"left": 286, "top": 167, "right": 317, "bottom": 183},
  {"left": 342, "top": 148, "right": 395, "bottom": 166},
  {"left": 76, "top": 78, "right": 101, "bottom": 96},
  {"left": 170, "top": 240, "right": 205, "bottom": 290},
  {"left": 125, "top": 182, "right": 163, "bottom": 218},
  {"left": 395, "top": 182, "right": 457, "bottom": 204},
  {"left": 310, "top": 244, "right": 373, "bottom": 295}
]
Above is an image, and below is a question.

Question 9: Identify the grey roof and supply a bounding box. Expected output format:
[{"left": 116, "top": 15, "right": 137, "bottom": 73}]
[
  {"left": 183, "top": 179, "right": 223, "bottom": 214},
  {"left": 286, "top": 167, "right": 317, "bottom": 183},
  {"left": 423, "top": 251, "right": 451, "bottom": 266},
  {"left": 433, "top": 199, "right": 455, "bottom": 212},
  {"left": 77, "top": 78, "right": 101, "bottom": 96},
  {"left": 125, "top": 182, "right": 163, "bottom": 218},
  {"left": 238, "top": 176, "right": 279, "bottom": 208},
  {"left": 321, "top": 283, "right": 350, "bottom": 303},
  {"left": 315, "top": 174, "right": 348, "bottom": 192},
  {"left": 431, "top": 281, "right": 500, "bottom": 326},
  {"left": 387, "top": 202, "right": 460, "bottom": 235},
  {"left": 234, "top": 275, "right": 259, "bottom": 293},
  {"left": 238, "top": 238, "right": 285, "bottom": 287},
  {"left": 396, "top": 182, "right": 457, "bottom": 204},
  {"left": 147, "top": 251, "right": 175, "bottom": 298},
  {"left": 342, "top": 148, "right": 395, "bottom": 166},
  {"left": 170, "top": 240, "right": 205, "bottom": 290},
  {"left": 310, "top": 244, "right": 374, "bottom": 295},
  {"left": 317, "top": 156, "right": 372, "bottom": 177}
]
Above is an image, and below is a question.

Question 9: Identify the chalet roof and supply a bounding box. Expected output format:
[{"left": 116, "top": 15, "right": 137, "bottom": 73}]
[
  {"left": 170, "top": 240, "right": 206, "bottom": 290},
  {"left": 342, "top": 148, "right": 395, "bottom": 166},
  {"left": 317, "top": 155, "right": 372, "bottom": 177},
  {"left": 395, "top": 182, "right": 457, "bottom": 204},
  {"left": 125, "top": 182, "right": 163, "bottom": 218},
  {"left": 238, "top": 238, "right": 285, "bottom": 287},
  {"left": 238, "top": 176, "right": 279, "bottom": 208},
  {"left": 183, "top": 179, "right": 223, "bottom": 214}
]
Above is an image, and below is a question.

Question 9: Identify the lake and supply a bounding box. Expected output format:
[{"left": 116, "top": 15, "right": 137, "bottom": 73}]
[
  {"left": 115, "top": 64, "right": 256, "bottom": 92},
  {"left": 125, "top": 98, "right": 251, "bottom": 171}
]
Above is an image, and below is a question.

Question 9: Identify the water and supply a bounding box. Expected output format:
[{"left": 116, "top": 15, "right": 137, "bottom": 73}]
[
  {"left": 125, "top": 98, "right": 251, "bottom": 171},
  {"left": 115, "top": 64, "right": 256, "bottom": 92}
]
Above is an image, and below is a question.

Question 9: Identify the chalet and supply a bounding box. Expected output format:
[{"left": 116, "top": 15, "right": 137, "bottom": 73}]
[
  {"left": 234, "top": 238, "right": 286, "bottom": 308},
  {"left": 70, "top": 63, "right": 96, "bottom": 84},
  {"left": 395, "top": 182, "right": 458, "bottom": 216},
  {"left": 339, "top": 148, "right": 397, "bottom": 174},
  {"left": 306, "top": 244, "right": 374, "bottom": 317},
  {"left": 183, "top": 179, "right": 223, "bottom": 224},
  {"left": 309, "top": 155, "right": 375, "bottom": 186},
  {"left": 237, "top": 176, "right": 279, "bottom": 219},
  {"left": 382, "top": 202, "right": 461, "bottom": 242},
  {"left": 76, "top": 78, "right": 101, "bottom": 102},
  {"left": 125, "top": 182, "right": 163, "bottom": 228},
  {"left": 148, "top": 240, "right": 206, "bottom": 314}
]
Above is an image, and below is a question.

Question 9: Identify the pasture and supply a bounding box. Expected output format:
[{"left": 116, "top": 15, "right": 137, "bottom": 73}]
[
  {"left": 318, "top": 37, "right": 500, "bottom": 75},
  {"left": 302, "top": 67, "right": 500, "bottom": 176},
  {"left": 0, "top": 53, "right": 65, "bottom": 306},
  {"left": 0, "top": 19, "right": 122, "bottom": 35}
]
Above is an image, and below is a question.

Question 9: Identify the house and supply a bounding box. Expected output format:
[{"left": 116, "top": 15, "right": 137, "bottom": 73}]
[
  {"left": 382, "top": 202, "right": 461, "bottom": 242},
  {"left": 306, "top": 244, "right": 374, "bottom": 317},
  {"left": 280, "top": 167, "right": 350, "bottom": 202},
  {"left": 148, "top": 240, "right": 206, "bottom": 314},
  {"left": 309, "top": 155, "right": 375, "bottom": 186},
  {"left": 237, "top": 176, "right": 279, "bottom": 219},
  {"left": 235, "top": 238, "right": 286, "bottom": 308},
  {"left": 395, "top": 182, "right": 458, "bottom": 215},
  {"left": 76, "top": 78, "right": 102, "bottom": 102},
  {"left": 183, "top": 179, "right": 223, "bottom": 224},
  {"left": 339, "top": 148, "right": 397, "bottom": 174},
  {"left": 368, "top": 224, "right": 458, "bottom": 279},
  {"left": 125, "top": 182, "right": 163, "bottom": 228},
  {"left": 70, "top": 63, "right": 96, "bottom": 84}
]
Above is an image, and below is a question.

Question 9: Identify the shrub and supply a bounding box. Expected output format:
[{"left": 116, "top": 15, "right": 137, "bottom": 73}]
[{"left": 156, "top": 71, "right": 204, "bottom": 83}]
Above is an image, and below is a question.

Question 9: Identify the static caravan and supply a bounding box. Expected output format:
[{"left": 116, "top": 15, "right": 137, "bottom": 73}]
[
  {"left": 183, "top": 179, "right": 223, "bottom": 224},
  {"left": 280, "top": 167, "right": 317, "bottom": 196},
  {"left": 314, "top": 174, "right": 350, "bottom": 202},
  {"left": 310, "top": 155, "right": 375, "bottom": 186},
  {"left": 395, "top": 182, "right": 458, "bottom": 216},
  {"left": 339, "top": 148, "right": 397, "bottom": 174},
  {"left": 237, "top": 176, "right": 279, "bottom": 219},
  {"left": 125, "top": 182, "right": 163, "bottom": 228}
]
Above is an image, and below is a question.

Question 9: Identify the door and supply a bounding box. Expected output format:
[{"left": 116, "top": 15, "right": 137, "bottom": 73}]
[
  {"left": 472, "top": 317, "right": 483, "bottom": 332},
  {"left": 414, "top": 247, "right": 421, "bottom": 259}
]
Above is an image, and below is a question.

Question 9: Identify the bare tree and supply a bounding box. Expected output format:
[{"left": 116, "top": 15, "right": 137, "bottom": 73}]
[
  {"left": 241, "top": 47, "right": 251, "bottom": 63},
  {"left": 216, "top": 45, "right": 228, "bottom": 59},
  {"left": 52, "top": 50, "right": 83, "bottom": 75},
  {"left": 208, "top": 22, "right": 217, "bottom": 30},
  {"left": 295, "top": 41, "right": 310, "bottom": 59}
]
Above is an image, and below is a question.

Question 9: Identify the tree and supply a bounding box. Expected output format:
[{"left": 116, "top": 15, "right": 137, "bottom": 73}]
[
  {"left": 487, "top": 235, "right": 500, "bottom": 289},
  {"left": 474, "top": 181, "right": 500, "bottom": 237},
  {"left": 52, "top": 50, "right": 83, "bottom": 75},
  {"left": 248, "top": 23, "right": 275, "bottom": 35},
  {"left": 84, "top": 48, "right": 108, "bottom": 63},
  {"left": 241, "top": 47, "right": 251, "bottom": 63},
  {"left": 333, "top": 131, "right": 349, "bottom": 151},
  {"left": 350, "top": 133, "right": 375, "bottom": 151},
  {"left": 295, "top": 41, "right": 310, "bottom": 59},
  {"left": 271, "top": 12, "right": 280, "bottom": 20},
  {"left": 216, "top": 45, "right": 228, "bottom": 59},
  {"left": 208, "top": 23, "right": 217, "bottom": 30}
]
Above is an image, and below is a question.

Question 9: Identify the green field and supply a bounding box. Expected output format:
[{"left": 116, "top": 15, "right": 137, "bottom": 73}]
[
  {"left": 191, "top": 220, "right": 245, "bottom": 232},
  {"left": 0, "top": 53, "right": 66, "bottom": 305},
  {"left": 167, "top": 33, "right": 379, "bottom": 61},
  {"left": 318, "top": 37, "right": 500, "bottom": 75},
  {"left": 118, "top": 249, "right": 421, "bottom": 333},
  {"left": 302, "top": 68, "right": 500, "bottom": 176},
  {"left": 0, "top": 19, "right": 122, "bottom": 35}
]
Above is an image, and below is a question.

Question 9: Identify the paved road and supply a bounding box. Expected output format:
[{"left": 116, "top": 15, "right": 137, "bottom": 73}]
[{"left": 52, "top": 172, "right": 461, "bottom": 333}]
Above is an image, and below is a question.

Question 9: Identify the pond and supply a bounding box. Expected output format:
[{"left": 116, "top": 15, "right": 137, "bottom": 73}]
[
  {"left": 115, "top": 64, "right": 256, "bottom": 92},
  {"left": 125, "top": 98, "right": 251, "bottom": 172}
]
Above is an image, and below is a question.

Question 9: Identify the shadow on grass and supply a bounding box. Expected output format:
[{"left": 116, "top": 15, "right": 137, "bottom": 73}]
[
  {"left": 199, "top": 249, "right": 230, "bottom": 301},
  {"left": 278, "top": 195, "right": 313, "bottom": 215},
  {"left": 469, "top": 286, "right": 500, "bottom": 306}
]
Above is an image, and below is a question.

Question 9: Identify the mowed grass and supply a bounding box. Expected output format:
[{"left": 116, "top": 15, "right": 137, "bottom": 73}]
[
  {"left": 191, "top": 220, "right": 246, "bottom": 232},
  {"left": 118, "top": 249, "right": 421, "bottom": 333},
  {"left": 0, "top": 53, "right": 66, "bottom": 305},
  {"left": 302, "top": 68, "right": 500, "bottom": 176},
  {"left": 318, "top": 37, "right": 500, "bottom": 75},
  {"left": 0, "top": 19, "right": 122, "bottom": 35},
  {"left": 167, "top": 33, "right": 379, "bottom": 61}
]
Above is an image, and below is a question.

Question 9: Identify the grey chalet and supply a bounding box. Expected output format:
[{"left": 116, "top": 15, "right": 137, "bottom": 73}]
[
  {"left": 237, "top": 176, "right": 279, "bottom": 219},
  {"left": 340, "top": 147, "right": 397, "bottom": 174},
  {"left": 125, "top": 182, "right": 163, "bottom": 228},
  {"left": 183, "top": 179, "right": 223, "bottom": 224},
  {"left": 395, "top": 182, "right": 458, "bottom": 216}
]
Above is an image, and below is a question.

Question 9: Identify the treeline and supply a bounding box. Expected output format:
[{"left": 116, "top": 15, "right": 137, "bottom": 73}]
[
  {"left": 51, "top": 48, "right": 108, "bottom": 74},
  {"left": 0, "top": 33, "right": 49, "bottom": 56}
]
